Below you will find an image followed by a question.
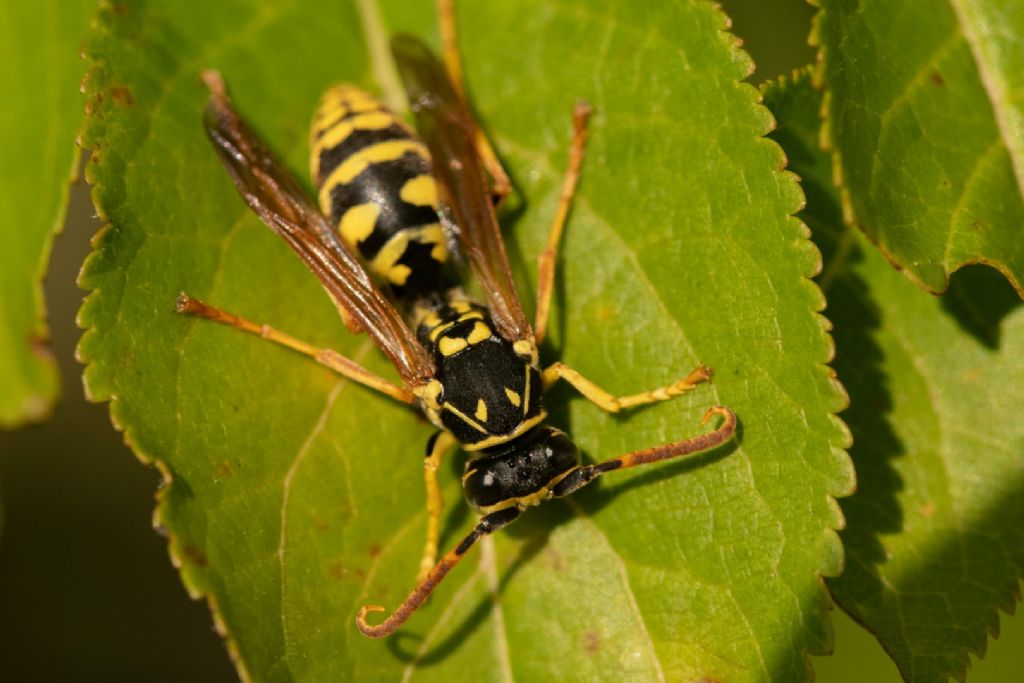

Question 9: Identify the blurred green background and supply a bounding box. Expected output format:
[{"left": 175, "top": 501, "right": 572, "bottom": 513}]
[{"left": 1, "top": 1, "right": 1020, "bottom": 681}]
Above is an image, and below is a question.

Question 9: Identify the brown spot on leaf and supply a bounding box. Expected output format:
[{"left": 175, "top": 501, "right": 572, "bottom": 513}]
[
  {"left": 214, "top": 462, "right": 232, "bottom": 478},
  {"left": 312, "top": 515, "right": 329, "bottom": 531},
  {"left": 930, "top": 71, "right": 945, "bottom": 86},
  {"left": 110, "top": 86, "right": 134, "bottom": 106},
  {"left": 29, "top": 336, "right": 50, "bottom": 358},
  {"left": 921, "top": 502, "right": 936, "bottom": 517},
  {"left": 328, "top": 562, "right": 347, "bottom": 580},
  {"left": 594, "top": 304, "right": 614, "bottom": 323},
  {"left": 368, "top": 543, "right": 382, "bottom": 558},
  {"left": 582, "top": 630, "right": 600, "bottom": 654},
  {"left": 184, "top": 544, "right": 208, "bottom": 567}
]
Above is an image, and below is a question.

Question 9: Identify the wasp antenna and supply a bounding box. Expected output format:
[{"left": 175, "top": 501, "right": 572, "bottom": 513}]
[
  {"left": 356, "top": 509, "right": 519, "bottom": 637},
  {"left": 357, "top": 529, "right": 477, "bottom": 638},
  {"left": 573, "top": 100, "right": 593, "bottom": 123},
  {"left": 552, "top": 406, "right": 738, "bottom": 498}
]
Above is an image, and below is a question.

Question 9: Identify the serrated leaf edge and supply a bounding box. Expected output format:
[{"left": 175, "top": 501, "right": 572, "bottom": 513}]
[
  {"left": 715, "top": 6, "right": 855, "bottom": 680},
  {"left": 74, "top": 2, "right": 251, "bottom": 680},
  {"left": 807, "top": 0, "right": 1024, "bottom": 301}
]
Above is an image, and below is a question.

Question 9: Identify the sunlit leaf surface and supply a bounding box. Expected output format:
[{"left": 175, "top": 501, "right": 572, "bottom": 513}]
[
  {"left": 766, "top": 69, "right": 1024, "bottom": 683},
  {"left": 813, "top": 0, "right": 1024, "bottom": 297}
]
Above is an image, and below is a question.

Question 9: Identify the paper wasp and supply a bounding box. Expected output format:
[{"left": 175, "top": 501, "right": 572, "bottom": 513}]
[{"left": 179, "top": 10, "right": 737, "bottom": 639}]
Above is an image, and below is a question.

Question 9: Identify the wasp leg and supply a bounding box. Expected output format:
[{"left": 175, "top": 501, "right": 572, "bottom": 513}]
[
  {"left": 176, "top": 293, "right": 415, "bottom": 404},
  {"left": 419, "top": 431, "right": 458, "bottom": 582},
  {"left": 553, "top": 406, "right": 737, "bottom": 497},
  {"left": 542, "top": 362, "right": 712, "bottom": 413},
  {"left": 534, "top": 102, "right": 593, "bottom": 345},
  {"left": 436, "top": 0, "right": 512, "bottom": 205},
  {"left": 357, "top": 506, "right": 521, "bottom": 638}
]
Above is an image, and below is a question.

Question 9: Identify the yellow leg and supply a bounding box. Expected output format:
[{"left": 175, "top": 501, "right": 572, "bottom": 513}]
[
  {"left": 534, "top": 102, "right": 593, "bottom": 345},
  {"left": 419, "top": 431, "right": 457, "bottom": 582},
  {"left": 176, "top": 293, "right": 415, "bottom": 404},
  {"left": 437, "top": 0, "right": 512, "bottom": 205},
  {"left": 542, "top": 362, "right": 713, "bottom": 413}
]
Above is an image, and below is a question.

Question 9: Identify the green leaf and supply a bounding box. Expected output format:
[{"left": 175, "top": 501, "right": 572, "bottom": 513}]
[
  {"left": 765, "top": 69, "right": 1024, "bottom": 683},
  {"left": 812, "top": 0, "right": 1024, "bottom": 297},
  {"left": 0, "top": 1, "right": 95, "bottom": 428},
  {"left": 79, "top": 1, "right": 851, "bottom": 680}
]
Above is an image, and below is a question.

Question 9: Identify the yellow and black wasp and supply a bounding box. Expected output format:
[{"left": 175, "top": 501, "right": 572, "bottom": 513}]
[{"left": 179, "top": 10, "right": 737, "bottom": 638}]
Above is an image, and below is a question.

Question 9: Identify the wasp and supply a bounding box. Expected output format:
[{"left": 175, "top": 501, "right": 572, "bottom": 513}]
[{"left": 179, "top": 8, "right": 737, "bottom": 639}]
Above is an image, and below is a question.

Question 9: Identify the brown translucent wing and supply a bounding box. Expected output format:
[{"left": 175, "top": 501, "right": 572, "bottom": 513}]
[
  {"left": 201, "top": 71, "right": 435, "bottom": 386},
  {"left": 391, "top": 36, "right": 532, "bottom": 343}
]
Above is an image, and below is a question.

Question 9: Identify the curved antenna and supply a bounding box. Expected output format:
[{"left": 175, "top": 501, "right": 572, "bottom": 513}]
[{"left": 356, "top": 508, "right": 520, "bottom": 638}]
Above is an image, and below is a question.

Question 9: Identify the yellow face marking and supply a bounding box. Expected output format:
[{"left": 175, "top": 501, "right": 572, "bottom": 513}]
[
  {"left": 475, "top": 399, "right": 488, "bottom": 422},
  {"left": 439, "top": 336, "right": 468, "bottom": 356},
  {"left": 320, "top": 140, "right": 429, "bottom": 193},
  {"left": 399, "top": 174, "right": 439, "bottom": 208},
  {"left": 466, "top": 321, "right": 492, "bottom": 345},
  {"left": 473, "top": 468, "right": 576, "bottom": 515},
  {"left": 504, "top": 387, "right": 521, "bottom": 407},
  {"left": 337, "top": 203, "right": 380, "bottom": 246}
]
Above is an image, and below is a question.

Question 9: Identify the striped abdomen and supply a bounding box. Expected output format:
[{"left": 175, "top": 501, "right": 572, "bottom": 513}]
[{"left": 310, "top": 85, "right": 449, "bottom": 301}]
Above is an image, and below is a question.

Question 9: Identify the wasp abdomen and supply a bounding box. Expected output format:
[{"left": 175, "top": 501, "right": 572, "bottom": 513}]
[{"left": 310, "top": 85, "right": 449, "bottom": 300}]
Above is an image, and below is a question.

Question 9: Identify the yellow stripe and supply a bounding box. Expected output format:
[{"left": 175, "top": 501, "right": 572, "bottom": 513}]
[
  {"left": 312, "top": 111, "right": 404, "bottom": 161},
  {"left": 317, "top": 140, "right": 429, "bottom": 208},
  {"left": 439, "top": 336, "right": 468, "bottom": 356},
  {"left": 443, "top": 402, "right": 488, "bottom": 435},
  {"left": 317, "top": 85, "right": 379, "bottom": 115},
  {"left": 399, "top": 174, "right": 438, "bottom": 207},
  {"left": 337, "top": 203, "right": 380, "bottom": 248},
  {"left": 522, "top": 365, "right": 531, "bottom": 416},
  {"left": 462, "top": 411, "right": 548, "bottom": 451},
  {"left": 466, "top": 321, "right": 492, "bottom": 345},
  {"left": 504, "top": 387, "right": 521, "bottom": 407}
]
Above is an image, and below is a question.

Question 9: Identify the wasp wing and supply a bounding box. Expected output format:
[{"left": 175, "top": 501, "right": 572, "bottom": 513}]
[
  {"left": 202, "top": 71, "right": 435, "bottom": 387},
  {"left": 391, "top": 36, "right": 532, "bottom": 343}
]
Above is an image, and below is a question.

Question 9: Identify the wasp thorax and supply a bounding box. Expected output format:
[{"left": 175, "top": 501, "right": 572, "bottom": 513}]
[{"left": 463, "top": 427, "right": 580, "bottom": 512}]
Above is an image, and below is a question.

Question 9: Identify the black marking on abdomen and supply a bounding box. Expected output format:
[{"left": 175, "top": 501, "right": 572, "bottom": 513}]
[
  {"left": 327, "top": 152, "right": 438, "bottom": 259},
  {"left": 315, "top": 124, "right": 415, "bottom": 186}
]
